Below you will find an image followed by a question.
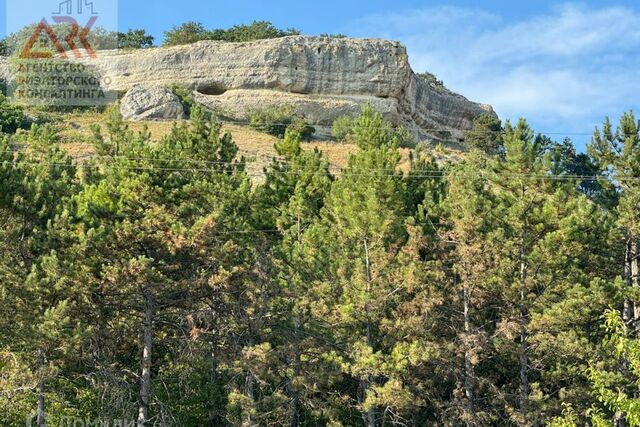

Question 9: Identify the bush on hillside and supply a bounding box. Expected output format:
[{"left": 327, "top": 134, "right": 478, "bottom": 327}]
[
  {"left": 332, "top": 107, "right": 415, "bottom": 147},
  {"left": 416, "top": 72, "right": 447, "bottom": 93},
  {"left": 319, "top": 33, "right": 347, "bottom": 38},
  {"left": 164, "top": 21, "right": 301, "bottom": 47},
  {"left": 0, "top": 94, "right": 26, "bottom": 133},
  {"left": 220, "top": 21, "right": 300, "bottom": 42},
  {"left": 3, "top": 23, "right": 117, "bottom": 56},
  {"left": 117, "top": 29, "right": 155, "bottom": 49},
  {"left": 464, "top": 113, "right": 503, "bottom": 154},
  {"left": 249, "top": 105, "right": 314, "bottom": 140},
  {"left": 332, "top": 115, "right": 355, "bottom": 142},
  {"left": 163, "top": 22, "right": 210, "bottom": 47},
  {"left": 169, "top": 84, "right": 196, "bottom": 118}
]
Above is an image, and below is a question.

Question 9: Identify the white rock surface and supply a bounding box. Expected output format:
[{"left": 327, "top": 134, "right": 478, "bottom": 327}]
[
  {"left": 120, "top": 85, "right": 185, "bottom": 121},
  {"left": 1, "top": 36, "right": 496, "bottom": 142}
]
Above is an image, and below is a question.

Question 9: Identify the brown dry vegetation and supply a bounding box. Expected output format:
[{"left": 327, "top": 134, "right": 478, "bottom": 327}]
[{"left": 32, "top": 110, "right": 462, "bottom": 177}]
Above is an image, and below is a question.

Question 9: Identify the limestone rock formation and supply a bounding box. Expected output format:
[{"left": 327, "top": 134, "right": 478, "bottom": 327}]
[
  {"left": 0, "top": 57, "right": 8, "bottom": 87},
  {"left": 120, "top": 85, "right": 185, "bottom": 121},
  {"left": 1, "top": 36, "right": 495, "bottom": 142}
]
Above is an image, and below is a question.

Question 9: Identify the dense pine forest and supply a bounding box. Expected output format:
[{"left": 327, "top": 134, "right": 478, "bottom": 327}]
[{"left": 1, "top": 101, "right": 640, "bottom": 426}]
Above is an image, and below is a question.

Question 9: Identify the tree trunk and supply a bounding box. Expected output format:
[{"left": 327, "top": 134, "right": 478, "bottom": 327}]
[
  {"left": 36, "top": 351, "right": 46, "bottom": 427},
  {"left": 614, "top": 410, "right": 630, "bottom": 427},
  {"left": 362, "top": 239, "right": 376, "bottom": 427},
  {"left": 287, "top": 317, "right": 301, "bottom": 427},
  {"left": 519, "top": 246, "right": 529, "bottom": 416},
  {"left": 463, "top": 282, "right": 475, "bottom": 419},
  {"left": 137, "top": 285, "right": 154, "bottom": 427},
  {"left": 288, "top": 216, "right": 302, "bottom": 427},
  {"left": 624, "top": 238, "right": 633, "bottom": 327},
  {"left": 208, "top": 350, "right": 223, "bottom": 427},
  {"left": 631, "top": 239, "right": 640, "bottom": 335},
  {"left": 287, "top": 379, "right": 300, "bottom": 427},
  {"left": 244, "top": 370, "right": 255, "bottom": 427}
]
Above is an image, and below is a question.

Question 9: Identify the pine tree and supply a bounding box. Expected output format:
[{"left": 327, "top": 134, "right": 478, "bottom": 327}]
[
  {"left": 74, "top": 106, "right": 252, "bottom": 424},
  {"left": 589, "top": 112, "right": 640, "bottom": 335},
  {"left": 445, "top": 120, "right": 619, "bottom": 425},
  {"left": 297, "top": 106, "right": 444, "bottom": 426},
  {"left": 0, "top": 124, "right": 84, "bottom": 426}
]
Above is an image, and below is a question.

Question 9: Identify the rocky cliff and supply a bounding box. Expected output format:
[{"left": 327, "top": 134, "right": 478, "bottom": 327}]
[{"left": 1, "top": 36, "right": 495, "bottom": 142}]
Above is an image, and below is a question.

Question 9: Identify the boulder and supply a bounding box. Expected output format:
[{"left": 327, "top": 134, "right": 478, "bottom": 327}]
[{"left": 120, "top": 85, "right": 185, "bottom": 121}]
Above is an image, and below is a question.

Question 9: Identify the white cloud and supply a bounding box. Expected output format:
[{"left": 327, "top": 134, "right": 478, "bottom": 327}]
[{"left": 346, "top": 3, "right": 640, "bottom": 142}]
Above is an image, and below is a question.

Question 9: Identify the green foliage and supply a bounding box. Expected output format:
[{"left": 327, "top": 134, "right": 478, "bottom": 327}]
[
  {"left": 162, "top": 21, "right": 210, "bottom": 47},
  {"left": 4, "top": 23, "right": 117, "bottom": 56},
  {"left": 218, "top": 20, "right": 301, "bottom": 42},
  {"left": 0, "top": 38, "right": 7, "bottom": 56},
  {"left": 464, "top": 113, "right": 503, "bottom": 153},
  {"left": 169, "top": 84, "right": 196, "bottom": 118},
  {"left": 319, "top": 33, "right": 348, "bottom": 38},
  {"left": 249, "top": 104, "right": 315, "bottom": 140},
  {"left": 588, "top": 310, "right": 640, "bottom": 426},
  {"left": 117, "top": 29, "right": 154, "bottom": 49},
  {"left": 331, "top": 114, "right": 354, "bottom": 142},
  {"left": 1, "top": 105, "right": 639, "bottom": 426},
  {"left": 351, "top": 103, "right": 414, "bottom": 149},
  {"left": 417, "top": 71, "right": 447, "bottom": 92},
  {"left": 0, "top": 93, "right": 26, "bottom": 133},
  {"left": 163, "top": 20, "right": 301, "bottom": 46},
  {"left": 548, "top": 405, "right": 580, "bottom": 427}
]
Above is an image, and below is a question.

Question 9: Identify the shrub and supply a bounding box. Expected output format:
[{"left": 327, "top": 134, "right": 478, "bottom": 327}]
[
  {"left": 249, "top": 105, "right": 314, "bottom": 140},
  {"left": 350, "top": 104, "right": 416, "bottom": 149},
  {"left": 287, "top": 116, "right": 315, "bottom": 141},
  {"left": 163, "top": 22, "right": 210, "bottom": 47},
  {"left": 331, "top": 115, "right": 354, "bottom": 142},
  {"left": 117, "top": 29, "right": 154, "bottom": 49},
  {"left": 416, "top": 72, "right": 447, "bottom": 93},
  {"left": 319, "top": 33, "right": 347, "bottom": 38},
  {"left": 0, "top": 94, "right": 26, "bottom": 134},
  {"left": 169, "top": 84, "right": 196, "bottom": 118},
  {"left": 464, "top": 113, "right": 503, "bottom": 154},
  {"left": 221, "top": 21, "right": 300, "bottom": 42},
  {"left": 4, "top": 23, "right": 117, "bottom": 56},
  {"left": 163, "top": 21, "right": 301, "bottom": 47},
  {"left": 332, "top": 108, "right": 415, "bottom": 147}
]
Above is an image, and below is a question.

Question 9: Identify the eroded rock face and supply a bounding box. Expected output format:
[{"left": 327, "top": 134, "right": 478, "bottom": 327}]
[
  {"left": 120, "top": 85, "right": 185, "bottom": 121},
  {"left": 1, "top": 36, "right": 495, "bottom": 142}
]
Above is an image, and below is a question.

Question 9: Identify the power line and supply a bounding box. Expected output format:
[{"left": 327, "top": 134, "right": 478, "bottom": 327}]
[
  {"left": 0, "top": 107, "right": 607, "bottom": 136},
  {"left": 0, "top": 159, "right": 637, "bottom": 182}
]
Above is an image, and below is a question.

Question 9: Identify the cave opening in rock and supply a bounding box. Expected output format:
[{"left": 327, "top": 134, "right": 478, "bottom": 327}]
[{"left": 196, "top": 83, "right": 227, "bottom": 96}]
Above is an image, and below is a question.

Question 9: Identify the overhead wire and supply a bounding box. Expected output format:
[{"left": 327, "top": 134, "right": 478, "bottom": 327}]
[{"left": 0, "top": 158, "right": 635, "bottom": 183}]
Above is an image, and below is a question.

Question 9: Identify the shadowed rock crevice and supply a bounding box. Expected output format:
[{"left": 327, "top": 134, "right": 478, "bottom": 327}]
[{"left": 196, "top": 83, "right": 227, "bottom": 96}]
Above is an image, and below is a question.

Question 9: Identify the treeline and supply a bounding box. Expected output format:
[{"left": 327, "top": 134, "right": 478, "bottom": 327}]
[
  {"left": 162, "top": 21, "right": 301, "bottom": 47},
  {"left": 1, "top": 104, "right": 640, "bottom": 426},
  {"left": 0, "top": 20, "right": 303, "bottom": 56}
]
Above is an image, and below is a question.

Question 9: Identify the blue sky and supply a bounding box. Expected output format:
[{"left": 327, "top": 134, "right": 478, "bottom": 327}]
[{"left": 2, "top": 0, "right": 639, "bottom": 148}]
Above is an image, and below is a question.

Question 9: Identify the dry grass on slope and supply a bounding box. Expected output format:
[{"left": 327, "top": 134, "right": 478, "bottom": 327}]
[
  {"left": 52, "top": 111, "right": 360, "bottom": 175},
  {"left": 38, "top": 111, "right": 461, "bottom": 178}
]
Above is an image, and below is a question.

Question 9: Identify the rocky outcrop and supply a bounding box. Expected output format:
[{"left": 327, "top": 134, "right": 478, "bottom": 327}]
[
  {"left": 1, "top": 36, "right": 495, "bottom": 142},
  {"left": 0, "top": 57, "right": 8, "bottom": 87},
  {"left": 120, "top": 85, "right": 185, "bottom": 121}
]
